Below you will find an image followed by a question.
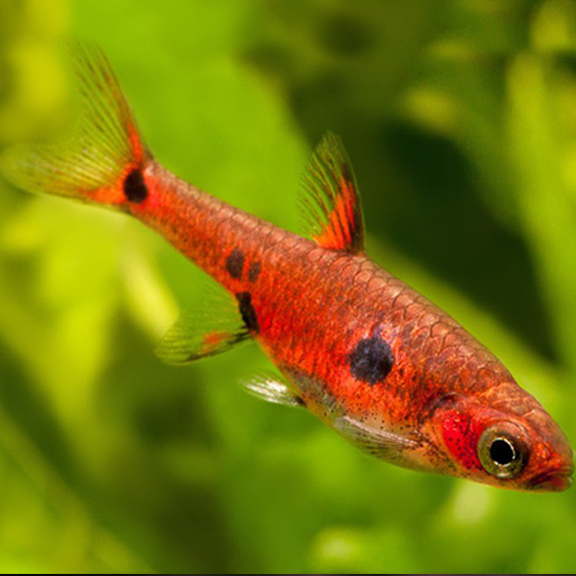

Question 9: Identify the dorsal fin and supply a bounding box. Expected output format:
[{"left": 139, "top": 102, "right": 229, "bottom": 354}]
[{"left": 300, "top": 132, "right": 364, "bottom": 253}]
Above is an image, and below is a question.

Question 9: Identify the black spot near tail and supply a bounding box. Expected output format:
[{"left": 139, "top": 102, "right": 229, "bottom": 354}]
[
  {"left": 226, "top": 248, "right": 245, "bottom": 280},
  {"left": 123, "top": 168, "right": 149, "bottom": 204},
  {"left": 236, "top": 292, "right": 260, "bottom": 333},
  {"left": 348, "top": 336, "right": 393, "bottom": 385}
]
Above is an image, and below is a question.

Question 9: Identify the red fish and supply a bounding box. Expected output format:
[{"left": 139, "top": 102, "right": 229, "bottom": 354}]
[{"left": 1, "top": 45, "right": 573, "bottom": 491}]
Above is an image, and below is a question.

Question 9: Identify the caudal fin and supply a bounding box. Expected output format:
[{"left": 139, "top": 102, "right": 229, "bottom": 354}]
[{"left": 0, "top": 42, "right": 148, "bottom": 208}]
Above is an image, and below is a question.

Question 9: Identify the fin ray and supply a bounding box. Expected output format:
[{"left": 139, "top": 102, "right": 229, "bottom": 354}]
[
  {"left": 156, "top": 283, "right": 251, "bottom": 365},
  {"left": 0, "top": 42, "right": 147, "bottom": 203},
  {"left": 300, "top": 132, "right": 364, "bottom": 253},
  {"left": 333, "top": 416, "right": 418, "bottom": 458},
  {"left": 239, "top": 373, "right": 304, "bottom": 408}
]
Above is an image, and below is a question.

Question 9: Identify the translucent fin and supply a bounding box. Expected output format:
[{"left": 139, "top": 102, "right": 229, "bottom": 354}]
[
  {"left": 156, "top": 286, "right": 251, "bottom": 365},
  {"left": 333, "top": 416, "right": 418, "bottom": 458},
  {"left": 239, "top": 373, "right": 304, "bottom": 408},
  {"left": 0, "top": 42, "right": 147, "bottom": 206},
  {"left": 300, "top": 132, "right": 364, "bottom": 253}
]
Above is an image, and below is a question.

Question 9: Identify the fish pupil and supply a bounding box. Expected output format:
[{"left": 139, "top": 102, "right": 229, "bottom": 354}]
[
  {"left": 490, "top": 438, "right": 515, "bottom": 466},
  {"left": 124, "top": 168, "right": 149, "bottom": 204}
]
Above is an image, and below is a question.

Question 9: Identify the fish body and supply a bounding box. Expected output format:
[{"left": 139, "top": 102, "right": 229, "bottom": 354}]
[{"left": 1, "top": 45, "right": 572, "bottom": 491}]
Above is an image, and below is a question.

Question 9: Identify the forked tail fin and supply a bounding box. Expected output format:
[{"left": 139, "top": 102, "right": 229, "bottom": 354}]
[{"left": 0, "top": 42, "right": 149, "bottom": 208}]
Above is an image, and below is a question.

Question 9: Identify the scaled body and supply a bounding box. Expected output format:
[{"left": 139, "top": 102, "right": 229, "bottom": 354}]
[{"left": 1, "top": 45, "right": 572, "bottom": 491}]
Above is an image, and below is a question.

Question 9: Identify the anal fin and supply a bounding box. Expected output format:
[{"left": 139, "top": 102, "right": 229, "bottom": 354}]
[{"left": 156, "top": 283, "right": 251, "bottom": 365}]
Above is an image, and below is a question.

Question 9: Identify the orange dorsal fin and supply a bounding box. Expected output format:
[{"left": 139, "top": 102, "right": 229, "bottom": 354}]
[{"left": 300, "top": 132, "right": 364, "bottom": 253}]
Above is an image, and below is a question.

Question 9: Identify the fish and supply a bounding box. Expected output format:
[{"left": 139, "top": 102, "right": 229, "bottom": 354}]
[{"left": 0, "top": 44, "right": 573, "bottom": 492}]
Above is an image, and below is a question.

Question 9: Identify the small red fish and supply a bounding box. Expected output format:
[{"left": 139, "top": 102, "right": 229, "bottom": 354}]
[{"left": 1, "top": 45, "right": 573, "bottom": 491}]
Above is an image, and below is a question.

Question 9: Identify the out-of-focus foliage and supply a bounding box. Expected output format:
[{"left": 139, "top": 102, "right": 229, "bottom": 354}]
[{"left": 0, "top": 0, "right": 575, "bottom": 573}]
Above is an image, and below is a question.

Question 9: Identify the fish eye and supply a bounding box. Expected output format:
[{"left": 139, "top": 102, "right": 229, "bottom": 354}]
[
  {"left": 478, "top": 425, "right": 527, "bottom": 479},
  {"left": 490, "top": 438, "right": 515, "bottom": 465}
]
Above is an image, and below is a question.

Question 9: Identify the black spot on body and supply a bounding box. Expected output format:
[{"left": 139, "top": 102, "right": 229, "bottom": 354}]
[
  {"left": 348, "top": 336, "right": 394, "bottom": 385},
  {"left": 226, "top": 248, "right": 245, "bottom": 279},
  {"left": 236, "top": 292, "right": 259, "bottom": 333},
  {"left": 248, "top": 261, "right": 261, "bottom": 282},
  {"left": 123, "top": 168, "right": 148, "bottom": 204}
]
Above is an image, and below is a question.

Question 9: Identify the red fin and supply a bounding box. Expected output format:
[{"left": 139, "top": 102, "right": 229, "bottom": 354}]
[
  {"left": 0, "top": 42, "right": 148, "bottom": 207},
  {"left": 300, "top": 132, "right": 364, "bottom": 253}
]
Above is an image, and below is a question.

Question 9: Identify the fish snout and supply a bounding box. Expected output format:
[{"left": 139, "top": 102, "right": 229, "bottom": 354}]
[
  {"left": 531, "top": 469, "right": 573, "bottom": 491},
  {"left": 530, "top": 447, "right": 574, "bottom": 492}
]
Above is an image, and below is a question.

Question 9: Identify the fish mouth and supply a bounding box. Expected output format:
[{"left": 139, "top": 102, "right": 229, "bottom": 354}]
[{"left": 530, "top": 465, "right": 574, "bottom": 492}]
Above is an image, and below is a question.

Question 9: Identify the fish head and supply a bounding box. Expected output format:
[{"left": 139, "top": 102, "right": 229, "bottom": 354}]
[{"left": 429, "top": 386, "right": 574, "bottom": 491}]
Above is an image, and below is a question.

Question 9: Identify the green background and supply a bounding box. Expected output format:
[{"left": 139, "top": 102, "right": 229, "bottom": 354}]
[{"left": 1, "top": 0, "right": 576, "bottom": 573}]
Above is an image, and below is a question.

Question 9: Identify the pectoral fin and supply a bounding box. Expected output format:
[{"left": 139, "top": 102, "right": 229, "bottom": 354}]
[
  {"left": 239, "top": 373, "right": 304, "bottom": 408},
  {"left": 333, "top": 416, "right": 418, "bottom": 459}
]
